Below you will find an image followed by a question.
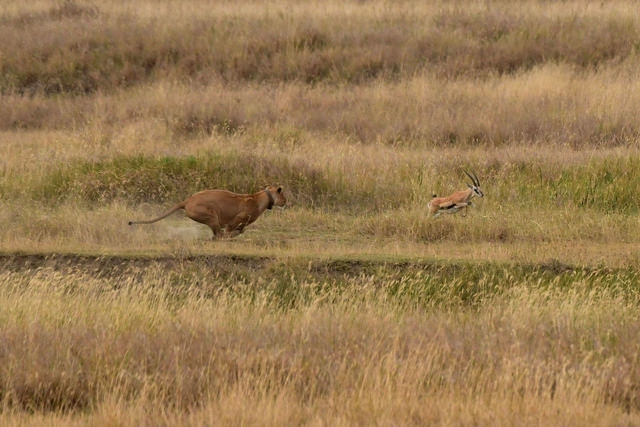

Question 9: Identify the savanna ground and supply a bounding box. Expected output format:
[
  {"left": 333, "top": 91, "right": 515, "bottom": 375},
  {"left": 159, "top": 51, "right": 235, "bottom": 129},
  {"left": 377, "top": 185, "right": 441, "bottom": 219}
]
[{"left": 2, "top": 0, "right": 640, "bottom": 425}]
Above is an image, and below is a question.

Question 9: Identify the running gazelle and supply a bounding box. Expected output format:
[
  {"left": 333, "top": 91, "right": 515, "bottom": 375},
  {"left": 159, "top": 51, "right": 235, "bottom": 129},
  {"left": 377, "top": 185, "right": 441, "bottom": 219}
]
[{"left": 428, "top": 170, "right": 484, "bottom": 218}]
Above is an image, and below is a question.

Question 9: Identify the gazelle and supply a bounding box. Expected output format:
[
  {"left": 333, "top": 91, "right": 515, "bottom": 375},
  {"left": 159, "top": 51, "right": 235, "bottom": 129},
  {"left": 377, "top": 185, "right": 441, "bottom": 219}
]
[{"left": 428, "top": 170, "right": 484, "bottom": 218}]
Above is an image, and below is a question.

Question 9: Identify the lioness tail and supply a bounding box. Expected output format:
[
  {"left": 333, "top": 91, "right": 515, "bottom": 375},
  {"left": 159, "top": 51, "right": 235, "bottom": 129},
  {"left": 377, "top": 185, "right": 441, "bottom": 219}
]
[{"left": 128, "top": 201, "right": 187, "bottom": 225}]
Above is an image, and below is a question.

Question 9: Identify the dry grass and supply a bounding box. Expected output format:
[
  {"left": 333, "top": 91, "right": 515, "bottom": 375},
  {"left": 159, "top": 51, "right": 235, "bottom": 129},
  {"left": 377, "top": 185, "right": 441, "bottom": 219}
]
[
  {"left": 2, "top": 0, "right": 640, "bottom": 93},
  {"left": 3, "top": 64, "right": 640, "bottom": 145}
]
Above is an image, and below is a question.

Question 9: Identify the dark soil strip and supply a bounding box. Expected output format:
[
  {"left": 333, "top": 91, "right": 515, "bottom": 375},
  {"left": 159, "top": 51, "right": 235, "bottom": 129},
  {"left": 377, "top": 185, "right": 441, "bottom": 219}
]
[
  {"left": 0, "top": 253, "right": 270, "bottom": 279},
  {"left": 0, "top": 252, "right": 618, "bottom": 279}
]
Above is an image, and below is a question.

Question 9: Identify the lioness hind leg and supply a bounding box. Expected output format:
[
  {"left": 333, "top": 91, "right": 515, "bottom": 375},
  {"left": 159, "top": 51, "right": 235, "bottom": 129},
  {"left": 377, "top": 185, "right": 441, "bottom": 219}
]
[
  {"left": 183, "top": 203, "right": 222, "bottom": 240},
  {"left": 205, "top": 220, "right": 223, "bottom": 240}
]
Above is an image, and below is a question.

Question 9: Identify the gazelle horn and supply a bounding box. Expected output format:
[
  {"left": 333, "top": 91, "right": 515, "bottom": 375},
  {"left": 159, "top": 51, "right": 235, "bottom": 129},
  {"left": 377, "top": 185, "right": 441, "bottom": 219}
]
[
  {"left": 463, "top": 170, "right": 478, "bottom": 187},
  {"left": 471, "top": 170, "right": 480, "bottom": 186}
]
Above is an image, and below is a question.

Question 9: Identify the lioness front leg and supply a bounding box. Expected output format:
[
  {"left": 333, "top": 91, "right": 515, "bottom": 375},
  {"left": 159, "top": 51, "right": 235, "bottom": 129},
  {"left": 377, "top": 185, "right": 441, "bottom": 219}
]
[
  {"left": 223, "top": 214, "right": 251, "bottom": 238},
  {"left": 224, "top": 228, "right": 245, "bottom": 238},
  {"left": 223, "top": 222, "right": 248, "bottom": 238}
]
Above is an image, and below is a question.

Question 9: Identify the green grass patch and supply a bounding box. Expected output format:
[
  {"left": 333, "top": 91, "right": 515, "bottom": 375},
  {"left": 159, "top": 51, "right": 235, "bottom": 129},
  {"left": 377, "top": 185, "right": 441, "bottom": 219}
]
[
  {"left": 494, "top": 157, "right": 640, "bottom": 214},
  {"left": 3, "top": 253, "right": 639, "bottom": 311},
  {"left": 27, "top": 152, "right": 374, "bottom": 208}
]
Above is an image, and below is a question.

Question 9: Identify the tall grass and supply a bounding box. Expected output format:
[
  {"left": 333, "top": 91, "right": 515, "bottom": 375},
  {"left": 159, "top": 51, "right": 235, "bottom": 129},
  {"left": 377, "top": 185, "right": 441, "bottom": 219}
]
[{"left": 1, "top": 263, "right": 639, "bottom": 423}]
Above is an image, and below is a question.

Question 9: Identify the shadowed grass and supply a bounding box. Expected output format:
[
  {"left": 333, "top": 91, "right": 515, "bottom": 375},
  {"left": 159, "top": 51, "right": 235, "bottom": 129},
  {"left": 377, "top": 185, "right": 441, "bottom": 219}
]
[{"left": 2, "top": 1, "right": 640, "bottom": 94}]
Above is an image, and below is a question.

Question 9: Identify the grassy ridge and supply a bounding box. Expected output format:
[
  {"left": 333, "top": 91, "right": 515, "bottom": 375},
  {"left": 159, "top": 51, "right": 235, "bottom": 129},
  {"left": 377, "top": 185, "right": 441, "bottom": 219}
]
[
  {"left": 19, "top": 153, "right": 370, "bottom": 209},
  {"left": 30, "top": 154, "right": 335, "bottom": 206}
]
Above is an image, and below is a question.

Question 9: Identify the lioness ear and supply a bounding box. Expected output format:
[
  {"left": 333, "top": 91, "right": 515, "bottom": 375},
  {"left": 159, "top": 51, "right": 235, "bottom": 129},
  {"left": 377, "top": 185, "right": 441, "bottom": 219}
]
[{"left": 277, "top": 187, "right": 282, "bottom": 193}]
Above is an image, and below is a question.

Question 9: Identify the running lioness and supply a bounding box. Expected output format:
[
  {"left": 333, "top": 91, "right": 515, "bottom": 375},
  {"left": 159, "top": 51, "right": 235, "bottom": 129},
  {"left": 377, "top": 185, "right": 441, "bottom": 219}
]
[{"left": 128, "top": 185, "right": 286, "bottom": 239}]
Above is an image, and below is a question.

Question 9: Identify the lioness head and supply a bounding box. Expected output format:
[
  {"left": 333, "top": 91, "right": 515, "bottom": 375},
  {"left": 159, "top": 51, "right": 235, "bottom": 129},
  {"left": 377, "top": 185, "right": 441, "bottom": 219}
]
[{"left": 265, "top": 185, "right": 287, "bottom": 208}]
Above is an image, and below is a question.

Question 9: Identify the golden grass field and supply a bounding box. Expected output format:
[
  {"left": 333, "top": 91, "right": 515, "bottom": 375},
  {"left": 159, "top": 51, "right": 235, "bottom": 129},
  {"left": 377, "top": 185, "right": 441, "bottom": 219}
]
[{"left": 2, "top": 0, "right": 640, "bottom": 425}]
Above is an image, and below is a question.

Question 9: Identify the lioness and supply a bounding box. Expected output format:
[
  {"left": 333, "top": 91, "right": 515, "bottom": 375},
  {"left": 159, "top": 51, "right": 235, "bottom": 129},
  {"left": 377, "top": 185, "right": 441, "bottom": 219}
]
[{"left": 128, "top": 185, "right": 286, "bottom": 239}]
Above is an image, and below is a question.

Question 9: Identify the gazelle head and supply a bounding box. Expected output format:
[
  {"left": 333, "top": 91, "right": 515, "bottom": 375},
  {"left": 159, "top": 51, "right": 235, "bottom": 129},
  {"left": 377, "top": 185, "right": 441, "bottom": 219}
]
[{"left": 464, "top": 170, "right": 484, "bottom": 198}]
